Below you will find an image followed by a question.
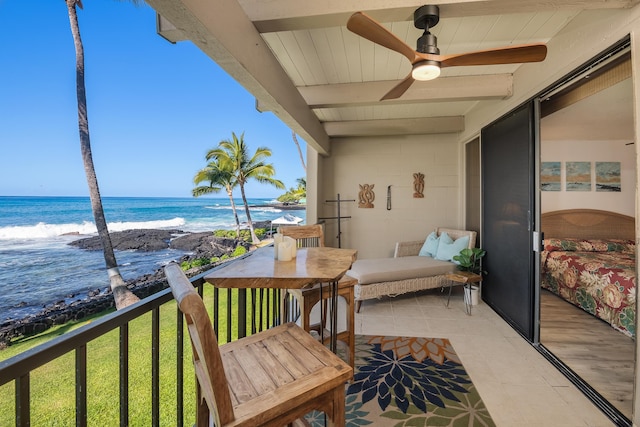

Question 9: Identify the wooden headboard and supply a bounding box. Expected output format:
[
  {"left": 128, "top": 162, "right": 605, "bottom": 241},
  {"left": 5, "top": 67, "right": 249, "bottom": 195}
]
[{"left": 541, "top": 209, "right": 635, "bottom": 240}]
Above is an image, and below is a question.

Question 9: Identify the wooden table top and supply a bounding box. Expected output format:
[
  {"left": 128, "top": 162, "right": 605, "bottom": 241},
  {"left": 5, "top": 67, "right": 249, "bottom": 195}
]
[
  {"left": 204, "top": 246, "right": 358, "bottom": 289},
  {"left": 445, "top": 271, "right": 482, "bottom": 284}
]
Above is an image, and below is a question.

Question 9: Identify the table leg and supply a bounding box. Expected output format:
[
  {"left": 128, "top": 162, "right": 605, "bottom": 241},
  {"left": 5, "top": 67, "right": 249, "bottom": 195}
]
[
  {"left": 331, "top": 280, "right": 338, "bottom": 353},
  {"left": 318, "top": 284, "right": 326, "bottom": 344},
  {"left": 446, "top": 281, "right": 453, "bottom": 307},
  {"left": 318, "top": 281, "right": 339, "bottom": 353}
]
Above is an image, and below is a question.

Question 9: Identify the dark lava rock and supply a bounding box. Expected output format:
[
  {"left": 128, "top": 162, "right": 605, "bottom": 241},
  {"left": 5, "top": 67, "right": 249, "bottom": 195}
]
[
  {"left": 169, "top": 232, "right": 220, "bottom": 251},
  {"left": 69, "top": 229, "right": 182, "bottom": 251},
  {"left": 0, "top": 228, "right": 260, "bottom": 348},
  {"left": 170, "top": 233, "right": 245, "bottom": 258}
]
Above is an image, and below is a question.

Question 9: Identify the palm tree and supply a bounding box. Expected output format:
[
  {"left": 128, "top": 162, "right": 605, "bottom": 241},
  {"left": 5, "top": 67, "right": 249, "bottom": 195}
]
[
  {"left": 66, "top": 0, "right": 140, "bottom": 309},
  {"left": 277, "top": 177, "right": 306, "bottom": 204},
  {"left": 295, "top": 177, "right": 306, "bottom": 198},
  {"left": 207, "top": 132, "right": 285, "bottom": 244},
  {"left": 192, "top": 159, "right": 242, "bottom": 237}
]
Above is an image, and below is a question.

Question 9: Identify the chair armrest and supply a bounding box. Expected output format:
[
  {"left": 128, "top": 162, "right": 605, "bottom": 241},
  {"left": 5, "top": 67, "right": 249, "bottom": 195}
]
[{"left": 394, "top": 240, "right": 424, "bottom": 257}]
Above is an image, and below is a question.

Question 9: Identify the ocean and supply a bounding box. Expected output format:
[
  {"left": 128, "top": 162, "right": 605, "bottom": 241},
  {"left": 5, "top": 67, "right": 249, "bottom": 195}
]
[{"left": 0, "top": 196, "right": 304, "bottom": 323}]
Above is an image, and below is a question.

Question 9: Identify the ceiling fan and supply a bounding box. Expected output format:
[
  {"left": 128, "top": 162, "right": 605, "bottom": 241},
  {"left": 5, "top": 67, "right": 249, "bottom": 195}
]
[{"left": 347, "top": 5, "right": 548, "bottom": 100}]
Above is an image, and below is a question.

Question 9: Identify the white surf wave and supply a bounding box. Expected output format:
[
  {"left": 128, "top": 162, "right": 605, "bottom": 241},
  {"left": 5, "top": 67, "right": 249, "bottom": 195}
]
[
  {"left": 204, "top": 204, "right": 282, "bottom": 213},
  {"left": 0, "top": 217, "right": 186, "bottom": 240},
  {"left": 106, "top": 218, "right": 186, "bottom": 232}
]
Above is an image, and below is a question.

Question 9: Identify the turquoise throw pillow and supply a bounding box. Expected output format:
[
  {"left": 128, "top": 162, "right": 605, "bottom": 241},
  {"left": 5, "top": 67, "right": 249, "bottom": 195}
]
[
  {"left": 435, "top": 233, "right": 470, "bottom": 263},
  {"left": 418, "top": 231, "right": 440, "bottom": 257}
]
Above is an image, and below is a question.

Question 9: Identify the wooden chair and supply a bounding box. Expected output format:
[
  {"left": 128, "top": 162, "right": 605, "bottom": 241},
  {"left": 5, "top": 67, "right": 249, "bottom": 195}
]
[
  {"left": 279, "top": 225, "right": 357, "bottom": 369},
  {"left": 165, "top": 262, "right": 352, "bottom": 427},
  {"left": 278, "top": 224, "right": 325, "bottom": 248}
]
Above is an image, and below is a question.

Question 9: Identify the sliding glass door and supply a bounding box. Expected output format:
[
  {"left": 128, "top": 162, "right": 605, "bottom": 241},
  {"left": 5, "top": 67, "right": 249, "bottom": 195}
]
[{"left": 481, "top": 101, "right": 537, "bottom": 340}]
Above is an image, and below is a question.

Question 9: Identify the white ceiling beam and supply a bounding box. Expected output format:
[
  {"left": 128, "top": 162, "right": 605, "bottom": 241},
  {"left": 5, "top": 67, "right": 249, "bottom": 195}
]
[
  {"left": 324, "top": 116, "right": 464, "bottom": 137},
  {"left": 240, "top": 0, "right": 640, "bottom": 32},
  {"left": 145, "top": 0, "right": 331, "bottom": 155},
  {"left": 299, "top": 74, "right": 513, "bottom": 108}
]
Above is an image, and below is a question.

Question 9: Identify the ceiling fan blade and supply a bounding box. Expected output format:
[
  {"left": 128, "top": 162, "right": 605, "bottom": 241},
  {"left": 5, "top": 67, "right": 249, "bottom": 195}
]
[
  {"left": 440, "top": 44, "right": 547, "bottom": 67},
  {"left": 347, "top": 12, "right": 417, "bottom": 63},
  {"left": 381, "top": 74, "right": 415, "bottom": 100}
]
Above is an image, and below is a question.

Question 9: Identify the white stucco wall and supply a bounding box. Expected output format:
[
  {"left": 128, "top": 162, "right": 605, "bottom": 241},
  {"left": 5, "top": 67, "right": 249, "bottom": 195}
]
[
  {"left": 454, "top": 7, "right": 640, "bottom": 424},
  {"left": 312, "top": 5, "right": 640, "bottom": 423},
  {"left": 317, "top": 6, "right": 640, "bottom": 256},
  {"left": 315, "top": 7, "right": 640, "bottom": 260},
  {"left": 319, "top": 134, "right": 460, "bottom": 259},
  {"left": 541, "top": 139, "right": 636, "bottom": 216}
]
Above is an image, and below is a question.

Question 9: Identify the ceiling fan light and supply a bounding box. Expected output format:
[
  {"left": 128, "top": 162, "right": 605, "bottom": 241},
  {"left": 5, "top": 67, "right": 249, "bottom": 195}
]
[{"left": 412, "top": 61, "right": 441, "bottom": 81}]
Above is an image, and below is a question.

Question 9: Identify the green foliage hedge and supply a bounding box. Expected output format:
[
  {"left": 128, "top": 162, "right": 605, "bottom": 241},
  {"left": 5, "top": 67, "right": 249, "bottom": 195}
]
[
  {"left": 213, "top": 227, "right": 266, "bottom": 239},
  {"left": 179, "top": 229, "right": 259, "bottom": 270}
]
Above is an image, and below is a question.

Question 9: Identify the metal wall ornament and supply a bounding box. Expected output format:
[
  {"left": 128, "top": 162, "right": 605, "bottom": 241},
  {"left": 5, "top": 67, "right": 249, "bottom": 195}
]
[
  {"left": 413, "top": 172, "right": 425, "bottom": 198},
  {"left": 358, "top": 184, "right": 375, "bottom": 208}
]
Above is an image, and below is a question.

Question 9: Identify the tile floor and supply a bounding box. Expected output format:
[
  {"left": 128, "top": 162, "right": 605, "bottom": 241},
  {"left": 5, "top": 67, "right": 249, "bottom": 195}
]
[{"left": 354, "top": 287, "right": 615, "bottom": 426}]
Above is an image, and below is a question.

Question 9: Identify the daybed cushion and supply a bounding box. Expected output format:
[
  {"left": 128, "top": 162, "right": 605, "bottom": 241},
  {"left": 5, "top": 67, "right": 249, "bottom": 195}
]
[{"left": 347, "top": 256, "right": 457, "bottom": 285}]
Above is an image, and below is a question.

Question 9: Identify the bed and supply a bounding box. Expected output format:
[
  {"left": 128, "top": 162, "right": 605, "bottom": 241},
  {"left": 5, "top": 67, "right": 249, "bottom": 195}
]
[{"left": 541, "top": 209, "right": 636, "bottom": 338}]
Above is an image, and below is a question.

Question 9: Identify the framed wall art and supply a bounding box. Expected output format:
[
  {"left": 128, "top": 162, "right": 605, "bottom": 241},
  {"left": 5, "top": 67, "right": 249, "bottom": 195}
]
[
  {"left": 595, "top": 162, "right": 621, "bottom": 192},
  {"left": 541, "top": 162, "right": 561, "bottom": 191},
  {"left": 566, "top": 161, "right": 591, "bottom": 191}
]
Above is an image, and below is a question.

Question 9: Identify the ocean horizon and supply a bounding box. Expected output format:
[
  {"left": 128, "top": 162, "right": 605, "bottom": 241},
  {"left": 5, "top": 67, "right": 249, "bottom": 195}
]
[{"left": 0, "top": 196, "right": 305, "bottom": 322}]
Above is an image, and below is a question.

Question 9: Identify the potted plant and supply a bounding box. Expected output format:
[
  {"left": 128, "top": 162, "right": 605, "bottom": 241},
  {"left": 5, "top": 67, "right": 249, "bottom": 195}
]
[
  {"left": 453, "top": 248, "right": 486, "bottom": 307},
  {"left": 453, "top": 247, "right": 486, "bottom": 275}
]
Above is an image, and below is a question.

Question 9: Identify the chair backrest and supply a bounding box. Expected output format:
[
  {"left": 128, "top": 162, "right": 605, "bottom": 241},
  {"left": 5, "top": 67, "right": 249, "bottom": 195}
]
[
  {"left": 279, "top": 224, "right": 325, "bottom": 247},
  {"left": 164, "top": 262, "right": 234, "bottom": 426}
]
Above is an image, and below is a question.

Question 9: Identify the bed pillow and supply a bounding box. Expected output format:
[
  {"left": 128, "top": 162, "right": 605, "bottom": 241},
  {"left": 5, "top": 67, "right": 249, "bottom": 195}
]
[
  {"left": 435, "top": 232, "right": 470, "bottom": 263},
  {"left": 418, "top": 231, "right": 440, "bottom": 257}
]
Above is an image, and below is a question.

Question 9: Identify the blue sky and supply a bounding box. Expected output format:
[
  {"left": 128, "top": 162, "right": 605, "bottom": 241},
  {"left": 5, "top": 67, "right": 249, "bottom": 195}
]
[{"left": 0, "top": 0, "right": 306, "bottom": 199}]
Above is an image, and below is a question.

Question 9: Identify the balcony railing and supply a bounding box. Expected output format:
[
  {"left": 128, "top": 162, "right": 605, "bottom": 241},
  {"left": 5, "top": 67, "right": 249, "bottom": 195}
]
[{"left": 0, "top": 250, "right": 284, "bottom": 426}]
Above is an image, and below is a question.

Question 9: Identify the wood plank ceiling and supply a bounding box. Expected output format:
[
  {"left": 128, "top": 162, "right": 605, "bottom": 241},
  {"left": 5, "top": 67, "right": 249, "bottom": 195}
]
[{"left": 147, "top": 0, "right": 639, "bottom": 154}]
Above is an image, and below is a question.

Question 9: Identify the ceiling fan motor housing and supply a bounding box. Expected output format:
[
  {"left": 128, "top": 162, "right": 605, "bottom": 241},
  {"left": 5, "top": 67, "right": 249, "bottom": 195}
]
[{"left": 417, "top": 32, "right": 439, "bottom": 55}]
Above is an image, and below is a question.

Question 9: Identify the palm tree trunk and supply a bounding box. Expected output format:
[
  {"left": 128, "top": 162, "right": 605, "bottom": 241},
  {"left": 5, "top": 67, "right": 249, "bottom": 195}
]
[
  {"left": 238, "top": 184, "right": 259, "bottom": 244},
  {"left": 66, "top": 0, "right": 139, "bottom": 309},
  {"left": 226, "top": 188, "right": 241, "bottom": 237},
  {"left": 292, "top": 131, "right": 306, "bottom": 172}
]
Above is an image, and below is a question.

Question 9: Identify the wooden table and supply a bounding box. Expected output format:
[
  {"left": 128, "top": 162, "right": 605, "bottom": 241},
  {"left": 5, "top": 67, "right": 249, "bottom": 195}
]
[
  {"left": 444, "top": 271, "right": 482, "bottom": 315},
  {"left": 205, "top": 246, "right": 358, "bottom": 351}
]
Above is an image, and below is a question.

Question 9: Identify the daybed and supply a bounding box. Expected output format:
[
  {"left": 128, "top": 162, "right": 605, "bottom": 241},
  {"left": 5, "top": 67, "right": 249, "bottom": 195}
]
[
  {"left": 541, "top": 209, "right": 636, "bottom": 338},
  {"left": 347, "top": 228, "right": 477, "bottom": 312}
]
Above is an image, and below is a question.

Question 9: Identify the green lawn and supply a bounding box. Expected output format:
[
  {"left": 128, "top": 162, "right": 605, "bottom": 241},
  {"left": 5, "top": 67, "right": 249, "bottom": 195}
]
[{"left": 0, "top": 285, "right": 271, "bottom": 426}]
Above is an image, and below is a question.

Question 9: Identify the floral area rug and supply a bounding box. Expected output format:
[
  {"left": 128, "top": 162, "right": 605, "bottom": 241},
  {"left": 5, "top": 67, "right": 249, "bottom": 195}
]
[{"left": 306, "top": 335, "right": 495, "bottom": 427}]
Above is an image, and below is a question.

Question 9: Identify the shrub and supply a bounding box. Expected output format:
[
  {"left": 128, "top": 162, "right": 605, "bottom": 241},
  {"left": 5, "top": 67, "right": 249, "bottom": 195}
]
[
  {"left": 191, "top": 258, "right": 208, "bottom": 267},
  {"left": 232, "top": 246, "right": 247, "bottom": 257},
  {"left": 213, "top": 230, "right": 228, "bottom": 238}
]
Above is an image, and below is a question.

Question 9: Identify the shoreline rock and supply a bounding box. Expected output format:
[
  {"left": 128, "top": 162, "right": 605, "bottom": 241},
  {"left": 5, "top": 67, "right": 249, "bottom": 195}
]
[
  {"left": 255, "top": 202, "right": 305, "bottom": 211},
  {"left": 0, "top": 227, "right": 269, "bottom": 349}
]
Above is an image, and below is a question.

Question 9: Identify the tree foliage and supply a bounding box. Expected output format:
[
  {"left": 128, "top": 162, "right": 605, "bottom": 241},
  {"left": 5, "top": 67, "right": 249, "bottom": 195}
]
[
  {"left": 205, "top": 132, "right": 285, "bottom": 244},
  {"left": 192, "top": 158, "right": 242, "bottom": 237},
  {"left": 277, "top": 177, "right": 306, "bottom": 203}
]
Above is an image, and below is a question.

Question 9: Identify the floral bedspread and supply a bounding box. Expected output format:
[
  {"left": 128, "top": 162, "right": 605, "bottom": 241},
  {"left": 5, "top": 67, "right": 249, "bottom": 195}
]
[{"left": 541, "top": 238, "right": 636, "bottom": 339}]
